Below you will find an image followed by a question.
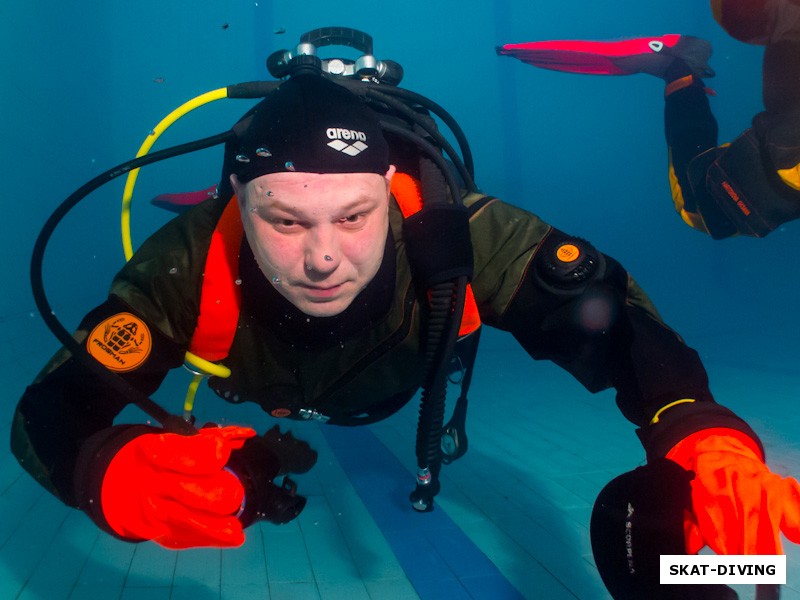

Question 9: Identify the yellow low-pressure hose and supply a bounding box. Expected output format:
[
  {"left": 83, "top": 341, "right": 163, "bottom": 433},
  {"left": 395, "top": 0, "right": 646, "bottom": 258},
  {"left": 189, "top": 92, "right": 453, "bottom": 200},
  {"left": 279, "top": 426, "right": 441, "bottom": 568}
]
[
  {"left": 120, "top": 87, "right": 233, "bottom": 419},
  {"left": 121, "top": 87, "right": 228, "bottom": 260}
]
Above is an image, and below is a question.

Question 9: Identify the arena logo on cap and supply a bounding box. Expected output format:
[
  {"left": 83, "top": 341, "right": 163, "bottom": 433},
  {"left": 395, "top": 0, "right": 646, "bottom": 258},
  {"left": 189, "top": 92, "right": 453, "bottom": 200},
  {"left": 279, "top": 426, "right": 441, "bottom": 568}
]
[{"left": 326, "top": 127, "right": 369, "bottom": 156}]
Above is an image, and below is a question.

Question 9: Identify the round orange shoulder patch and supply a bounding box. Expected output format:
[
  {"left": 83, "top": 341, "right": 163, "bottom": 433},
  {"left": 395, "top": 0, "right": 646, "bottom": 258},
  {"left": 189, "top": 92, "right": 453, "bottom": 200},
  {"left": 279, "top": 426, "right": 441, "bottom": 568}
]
[{"left": 86, "top": 313, "right": 153, "bottom": 372}]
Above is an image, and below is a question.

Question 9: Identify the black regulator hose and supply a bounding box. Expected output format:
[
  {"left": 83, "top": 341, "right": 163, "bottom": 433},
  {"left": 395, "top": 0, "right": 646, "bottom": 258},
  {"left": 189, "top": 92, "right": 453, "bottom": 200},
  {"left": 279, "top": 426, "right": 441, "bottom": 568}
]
[
  {"left": 364, "top": 84, "right": 475, "bottom": 183},
  {"left": 411, "top": 275, "right": 468, "bottom": 511},
  {"left": 362, "top": 86, "right": 477, "bottom": 193},
  {"left": 380, "top": 121, "right": 471, "bottom": 512},
  {"left": 409, "top": 142, "right": 469, "bottom": 506},
  {"left": 379, "top": 122, "right": 462, "bottom": 205},
  {"left": 30, "top": 130, "right": 234, "bottom": 435}
]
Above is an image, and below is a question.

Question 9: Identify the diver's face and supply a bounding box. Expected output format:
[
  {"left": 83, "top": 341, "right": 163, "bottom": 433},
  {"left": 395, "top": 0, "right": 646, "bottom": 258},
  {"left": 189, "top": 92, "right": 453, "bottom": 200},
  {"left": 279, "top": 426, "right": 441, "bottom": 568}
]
[{"left": 233, "top": 167, "right": 395, "bottom": 317}]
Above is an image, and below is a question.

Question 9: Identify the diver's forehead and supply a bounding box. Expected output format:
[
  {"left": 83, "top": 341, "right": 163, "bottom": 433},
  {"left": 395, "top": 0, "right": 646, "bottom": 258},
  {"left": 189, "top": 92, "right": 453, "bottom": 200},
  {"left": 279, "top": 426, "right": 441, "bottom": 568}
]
[
  {"left": 250, "top": 171, "right": 384, "bottom": 188},
  {"left": 248, "top": 171, "right": 387, "bottom": 201},
  {"left": 246, "top": 171, "right": 387, "bottom": 215}
]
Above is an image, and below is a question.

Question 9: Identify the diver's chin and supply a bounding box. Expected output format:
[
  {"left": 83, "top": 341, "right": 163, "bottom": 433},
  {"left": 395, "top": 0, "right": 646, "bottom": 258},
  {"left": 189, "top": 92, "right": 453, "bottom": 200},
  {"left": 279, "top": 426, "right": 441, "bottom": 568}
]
[{"left": 295, "top": 296, "right": 354, "bottom": 318}]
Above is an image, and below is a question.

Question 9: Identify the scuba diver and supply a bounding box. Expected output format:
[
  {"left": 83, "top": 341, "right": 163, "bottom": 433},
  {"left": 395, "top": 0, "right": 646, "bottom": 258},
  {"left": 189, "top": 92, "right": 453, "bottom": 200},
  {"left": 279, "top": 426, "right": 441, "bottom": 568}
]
[
  {"left": 497, "top": 0, "right": 800, "bottom": 239},
  {"left": 12, "top": 25, "right": 800, "bottom": 599}
]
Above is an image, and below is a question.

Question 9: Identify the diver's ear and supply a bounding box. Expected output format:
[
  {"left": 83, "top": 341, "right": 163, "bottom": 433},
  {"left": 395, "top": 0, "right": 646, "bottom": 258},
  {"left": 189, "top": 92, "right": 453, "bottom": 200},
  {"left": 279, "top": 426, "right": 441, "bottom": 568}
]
[
  {"left": 230, "top": 174, "right": 242, "bottom": 194},
  {"left": 230, "top": 174, "right": 246, "bottom": 208},
  {"left": 384, "top": 164, "right": 397, "bottom": 187}
]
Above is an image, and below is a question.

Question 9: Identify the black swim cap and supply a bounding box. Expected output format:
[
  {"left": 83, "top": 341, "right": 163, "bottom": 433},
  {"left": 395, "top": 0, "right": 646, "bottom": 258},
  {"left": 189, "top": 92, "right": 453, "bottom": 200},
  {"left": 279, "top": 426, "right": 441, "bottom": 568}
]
[{"left": 227, "top": 74, "right": 390, "bottom": 182}]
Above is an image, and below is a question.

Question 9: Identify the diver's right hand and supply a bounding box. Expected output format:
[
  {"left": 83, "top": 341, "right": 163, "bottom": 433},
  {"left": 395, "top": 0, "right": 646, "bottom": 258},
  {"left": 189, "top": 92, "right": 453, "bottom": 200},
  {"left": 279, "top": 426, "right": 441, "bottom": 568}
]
[{"left": 100, "top": 425, "right": 256, "bottom": 549}]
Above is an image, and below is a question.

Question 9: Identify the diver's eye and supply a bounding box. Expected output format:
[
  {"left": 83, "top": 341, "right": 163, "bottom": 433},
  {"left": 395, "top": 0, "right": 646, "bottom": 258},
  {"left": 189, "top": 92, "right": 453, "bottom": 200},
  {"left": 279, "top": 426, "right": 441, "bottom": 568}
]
[
  {"left": 339, "top": 213, "right": 365, "bottom": 227},
  {"left": 269, "top": 217, "right": 302, "bottom": 232}
]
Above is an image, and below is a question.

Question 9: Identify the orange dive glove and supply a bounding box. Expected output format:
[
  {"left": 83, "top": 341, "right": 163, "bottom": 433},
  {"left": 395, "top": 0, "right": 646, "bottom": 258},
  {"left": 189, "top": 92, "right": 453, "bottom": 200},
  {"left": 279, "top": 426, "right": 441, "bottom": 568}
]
[
  {"left": 100, "top": 425, "right": 256, "bottom": 549},
  {"left": 667, "top": 427, "right": 800, "bottom": 555}
]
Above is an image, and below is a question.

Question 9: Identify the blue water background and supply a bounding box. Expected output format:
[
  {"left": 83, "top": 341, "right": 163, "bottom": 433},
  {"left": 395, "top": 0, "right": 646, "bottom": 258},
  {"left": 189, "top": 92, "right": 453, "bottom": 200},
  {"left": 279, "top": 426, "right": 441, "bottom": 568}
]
[{"left": 1, "top": 1, "right": 798, "bottom": 598}]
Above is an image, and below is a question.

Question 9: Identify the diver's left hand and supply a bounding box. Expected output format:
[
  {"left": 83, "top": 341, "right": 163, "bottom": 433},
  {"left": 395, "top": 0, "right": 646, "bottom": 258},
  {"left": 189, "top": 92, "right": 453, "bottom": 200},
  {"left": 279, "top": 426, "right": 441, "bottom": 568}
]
[{"left": 667, "top": 427, "right": 800, "bottom": 554}]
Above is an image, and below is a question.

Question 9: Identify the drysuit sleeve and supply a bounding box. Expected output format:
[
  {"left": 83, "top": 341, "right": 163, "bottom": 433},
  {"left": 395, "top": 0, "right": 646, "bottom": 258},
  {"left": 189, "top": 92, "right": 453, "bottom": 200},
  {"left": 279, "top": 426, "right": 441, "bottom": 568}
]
[
  {"left": 10, "top": 295, "right": 186, "bottom": 505},
  {"left": 11, "top": 196, "right": 225, "bottom": 505},
  {"left": 465, "top": 196, "right": 758, "bottom": 457}
]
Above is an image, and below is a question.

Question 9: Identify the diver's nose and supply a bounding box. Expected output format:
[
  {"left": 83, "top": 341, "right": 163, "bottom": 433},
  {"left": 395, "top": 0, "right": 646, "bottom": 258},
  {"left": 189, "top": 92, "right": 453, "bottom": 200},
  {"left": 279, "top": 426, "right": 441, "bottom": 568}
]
[
  {"left": 305, "top": 251, "right": 339, "bottom": 274},
  {"left": 304, "top": 229, "right": 340, "bottom": 274}
]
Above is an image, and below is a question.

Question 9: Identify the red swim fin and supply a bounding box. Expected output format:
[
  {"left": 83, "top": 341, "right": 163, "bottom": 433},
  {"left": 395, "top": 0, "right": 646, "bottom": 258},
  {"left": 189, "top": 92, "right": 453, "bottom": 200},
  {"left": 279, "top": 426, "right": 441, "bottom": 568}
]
[
  {"left": 151, "top": 185, "right": 218, "bottom": 213},
  {"left": 496, "top": 34, "right": 712, "bottom": 76}
]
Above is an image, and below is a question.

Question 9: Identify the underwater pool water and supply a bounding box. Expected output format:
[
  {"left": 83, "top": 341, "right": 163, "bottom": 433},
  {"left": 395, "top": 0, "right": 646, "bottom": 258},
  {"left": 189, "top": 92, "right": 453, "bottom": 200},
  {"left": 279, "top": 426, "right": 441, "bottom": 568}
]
[{"left": 3, "top": 1, "right": 800, "bottom": 598}]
